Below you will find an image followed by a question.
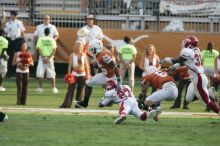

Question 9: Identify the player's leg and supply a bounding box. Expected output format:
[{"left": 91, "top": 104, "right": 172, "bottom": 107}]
[
  {"left": 75, "top": 73, "right": 106, "bottom": 107},
  {"left": 114, "top": 100, "right": 131, "bottom": 124},
  {"left": 130, "top": 99, "right": 147, "bottom": 121},
  {"left": 145, "top": 83, "right": 178, "bottom": 106},
  {"left": 195, "top": 74, "right": 219, "bottom": 113},
  {"left": 185, "top": 81, "right": 197, "bottom": 102}
]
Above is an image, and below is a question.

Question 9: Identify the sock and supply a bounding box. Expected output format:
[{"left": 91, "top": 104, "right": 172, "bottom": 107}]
[{"left": 208, "top": 101, "right": 220, "bottom": 114}]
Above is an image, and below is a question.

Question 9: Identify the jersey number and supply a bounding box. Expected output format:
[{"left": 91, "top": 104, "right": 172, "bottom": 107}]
[{"left": 194, "top": 53, "right": 201, "bottom": 67}]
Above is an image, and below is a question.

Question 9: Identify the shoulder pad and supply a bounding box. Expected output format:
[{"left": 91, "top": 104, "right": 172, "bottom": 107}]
[{"left": 180, "top": 48, "right": 192, "bottom": 59}]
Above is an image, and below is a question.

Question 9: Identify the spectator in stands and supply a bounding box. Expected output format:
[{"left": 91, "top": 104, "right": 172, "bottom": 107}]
[
  {"left": 0, "top": 29, "right": 9, "bottom": 91},
  {"left": 59, "top": 40, "right": 90, "bottom": 108},
  {"left": 35, "top": 28, "right": 58, "bottom": 93},
  {"left": 118, "top": 36, "right": 137, "bottom": 92},
  {"left": 4, "top": 11, "right": 25, "bottom": 77},
  {"left": 77, "top": 14, "right": 103, "bottom": 76},
  {"left": 18, "top": 0, "right": 28, "bottom": 11},
  {"left": 12, "top": 41, "right": 34, "bottom": 105},
  {"left": 121, "top": 0, "right": 131, "bottom": 14}
]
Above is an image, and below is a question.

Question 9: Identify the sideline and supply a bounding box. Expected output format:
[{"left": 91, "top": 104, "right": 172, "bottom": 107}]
[{"left": 0, "top": 107, "right": 219, "bottom": 118}]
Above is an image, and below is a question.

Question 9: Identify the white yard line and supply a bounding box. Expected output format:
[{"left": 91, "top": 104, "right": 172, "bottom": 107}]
[{"left": 0, "top": 107, "right": 219, "bottom": 118}]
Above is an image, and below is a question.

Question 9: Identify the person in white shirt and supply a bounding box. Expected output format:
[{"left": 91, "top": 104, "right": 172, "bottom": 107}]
[
  {"left": 33, "top": 15, "right": 59, "bottom": 60},
  {"left": 34, "top": 15, "right": 59, "bottom": 42},
  {"left": 77, "top": 14, "right": 103, "bottom": 76},
  {"left": 4, "top": 11, "right": 25, "bottom": 76}
]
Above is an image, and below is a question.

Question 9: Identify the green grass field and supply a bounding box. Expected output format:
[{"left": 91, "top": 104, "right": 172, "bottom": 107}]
[{"left": 0, "top": 78, "right": 220, "bottom": 146}]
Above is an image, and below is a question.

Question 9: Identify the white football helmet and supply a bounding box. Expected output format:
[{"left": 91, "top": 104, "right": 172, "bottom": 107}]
[
  {"left": 88, "top": 39, "right": 103, "bottom": 55},
  {"left": 145, "top": 66, "right": 157, "bottom": 75}
]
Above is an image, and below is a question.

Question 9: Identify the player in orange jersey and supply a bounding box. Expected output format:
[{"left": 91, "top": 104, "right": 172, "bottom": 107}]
[
  {"left": 75, "top": 39, "right": 121, "bottom": 108},
  {"left": 139, "top": 66, "right": 178, "bottom": 113}
]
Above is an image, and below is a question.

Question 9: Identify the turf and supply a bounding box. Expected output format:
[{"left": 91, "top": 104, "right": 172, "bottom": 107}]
[
  {"left": 0, "top": 78, "right": 218, "bottom": 112},
  {"left": 0, "top": 78, "right": 220, "bottom": 146},
  {"left": 0, "top": 114, "right": 220, "bottom": 146}
]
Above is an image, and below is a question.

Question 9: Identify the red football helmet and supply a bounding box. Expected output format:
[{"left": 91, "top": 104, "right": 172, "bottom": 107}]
[
  {"left": 181, "top": 36, "right": 198, "bottom": 49},
  {"left": 105, "top": 80, "right": 116, "bottom": 91}
]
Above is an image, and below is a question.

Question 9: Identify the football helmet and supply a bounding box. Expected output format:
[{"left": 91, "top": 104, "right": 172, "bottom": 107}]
[
  {"left": 88, "top": 39, "right": 103, "bottom": 55},
  {"left": 105, "top": 80, "right": 116, "bottom": 91},
  {"left": 145, "top": 66, "right": 157, "bottom": 75},
  {"left": 181, "top": 36, "right": 198, "bottom": 49}
]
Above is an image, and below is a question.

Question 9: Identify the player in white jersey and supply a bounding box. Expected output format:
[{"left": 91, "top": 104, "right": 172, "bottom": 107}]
[
  {"left": 98, "top": 80, "right": 161, "bottom": 124},
  {"left": 164, "top": 36, "right": 219, "bottom": 114}
]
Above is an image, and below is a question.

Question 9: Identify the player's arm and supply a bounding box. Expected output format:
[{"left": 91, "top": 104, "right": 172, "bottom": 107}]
[
  {"left": 102, "top": 53, "right": 121, "bottom": 84},
  {"left": 171, "top": 56, "right": 187, "bottom": 64},
  {"left": 108, "top": 60, "right": 121, "bottom": 83}
]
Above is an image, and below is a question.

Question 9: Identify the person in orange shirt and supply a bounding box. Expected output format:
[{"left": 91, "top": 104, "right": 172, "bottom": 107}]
[
  {"left": 75, "top": 39, "right": 121, "bottom": 108},
  {"left": 60, "top": 40, "right": 90, "bottom": 108}
]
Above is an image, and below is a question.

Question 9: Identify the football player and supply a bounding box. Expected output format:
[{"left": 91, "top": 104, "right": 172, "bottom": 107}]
[
  {"left": 75, "top": 39, "right": 121, "bottom": 108},
  {"left": 99, "top": 80, "right": 161, "bottom": 124},
  {"left": 163, "top": 36, "right": 220, "bottom": 114},
  {"left": 140, "top": 66, "right": 178, "bottom": 112}
]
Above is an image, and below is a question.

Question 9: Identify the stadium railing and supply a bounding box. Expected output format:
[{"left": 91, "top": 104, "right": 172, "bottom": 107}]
[{"left": 0, "top": 0, "right": 220, "bottom": 33}]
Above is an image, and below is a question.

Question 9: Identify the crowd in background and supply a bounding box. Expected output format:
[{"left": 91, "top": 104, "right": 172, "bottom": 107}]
[{"left": 0, "top": 11, "right": 219, "bottom": 113}]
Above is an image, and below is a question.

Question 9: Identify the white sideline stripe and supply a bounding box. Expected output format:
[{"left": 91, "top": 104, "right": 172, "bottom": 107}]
[{"left": 0, "top": 107, "right": 219, "bottom": 117}]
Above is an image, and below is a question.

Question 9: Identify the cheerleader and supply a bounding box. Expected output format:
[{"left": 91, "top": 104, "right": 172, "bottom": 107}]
[
  {"left": 12, "top": 41, "right": 33, "bottom": 105},
  {"left": 59, "top": 40, "right": 90, "bottom": 108}
]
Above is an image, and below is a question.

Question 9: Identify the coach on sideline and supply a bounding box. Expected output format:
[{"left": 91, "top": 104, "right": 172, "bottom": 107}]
[
  {"left": 35, "top": 28, "right": 58, "bottom": 93},
  {"left": 4, "top": 11, "right": 25, "bottom": 77}
]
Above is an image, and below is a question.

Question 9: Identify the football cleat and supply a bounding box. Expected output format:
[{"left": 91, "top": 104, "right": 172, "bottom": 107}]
[
  {"left": 114, "top": 115, "right": 126, "bottom": 124},
  {"left": 74, "top": 101, "right": 88, "bottom": 108}
]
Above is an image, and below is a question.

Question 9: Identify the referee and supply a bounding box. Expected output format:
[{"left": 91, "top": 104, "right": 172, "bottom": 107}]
[{"left": 4, "top": 11, "right": 25, "bottom": 77}]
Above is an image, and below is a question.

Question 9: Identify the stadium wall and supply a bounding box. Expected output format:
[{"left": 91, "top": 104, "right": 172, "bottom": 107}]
[{"left": 26, "top": 26, "right": 220, "bottom": 65}]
